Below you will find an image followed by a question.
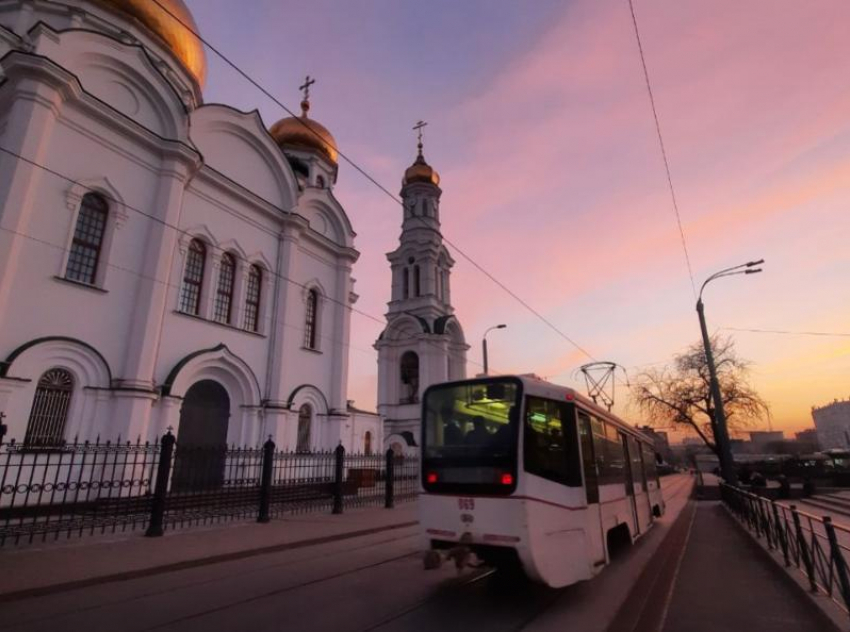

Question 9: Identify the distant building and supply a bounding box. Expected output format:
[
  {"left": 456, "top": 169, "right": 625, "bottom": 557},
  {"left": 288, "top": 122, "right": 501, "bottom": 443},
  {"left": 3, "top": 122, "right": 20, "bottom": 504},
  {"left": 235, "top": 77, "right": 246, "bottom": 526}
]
[
  {"left": 794, "top": 428, "right": 820, "bottom": 453},
  {"left": 812, "top": 399, "right": 850, "bottom": 450},
  {"left": 748, "top": 431, "right": 784, "bottom": 452}
]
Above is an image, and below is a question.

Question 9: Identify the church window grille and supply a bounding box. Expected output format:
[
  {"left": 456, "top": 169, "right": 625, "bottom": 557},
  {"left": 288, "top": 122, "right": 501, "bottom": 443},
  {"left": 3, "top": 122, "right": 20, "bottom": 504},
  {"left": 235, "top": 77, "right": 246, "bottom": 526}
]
[
  {"left": 180, "top": 240, "right": 206, "bottom": 315},
  {"left": 304, "top": 289, "right": 319, "bottom": 349},
  {"left": 400, "top": 351, "right": 420, "bottom": 404},
  {"left": 414, "top": 265, "right": 421, "bottom": 297},
  {"left": 364, "top": 431, "right": 372, "bottom": 456},
  {"left": 24, "top": 368, "right": 74, "bottom": 448},
  {"left": 66, "top": 193, "right": 108, "bottom": 285},
  {"left": 402, "top": 268, "right": 409, "bottom": 299},
  {"left": 296, "top": 404, "right": 312, "bottom": 452},
  {"left": 244, "top": 265, "right": 262, "bottom": 332},
  {"left": 214, "top": 253, "right": 236, "bottom": 324}
]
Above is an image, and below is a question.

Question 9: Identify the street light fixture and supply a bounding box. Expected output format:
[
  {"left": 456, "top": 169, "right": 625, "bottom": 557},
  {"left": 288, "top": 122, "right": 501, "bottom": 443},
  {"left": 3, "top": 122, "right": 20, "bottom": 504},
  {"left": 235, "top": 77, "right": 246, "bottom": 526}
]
[
  {"left": 697, "top": 259, "right": 763, "bottom": 485},
  {"left": 482, "top": 324, "right": 507, "bottom": 375}
]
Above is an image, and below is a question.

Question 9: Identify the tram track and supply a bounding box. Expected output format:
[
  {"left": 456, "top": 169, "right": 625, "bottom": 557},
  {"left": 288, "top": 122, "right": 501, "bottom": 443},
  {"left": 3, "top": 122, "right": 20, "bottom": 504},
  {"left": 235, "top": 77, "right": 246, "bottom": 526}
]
[{"left": 357, "top": 475, "right": 694, "bottom": 632}]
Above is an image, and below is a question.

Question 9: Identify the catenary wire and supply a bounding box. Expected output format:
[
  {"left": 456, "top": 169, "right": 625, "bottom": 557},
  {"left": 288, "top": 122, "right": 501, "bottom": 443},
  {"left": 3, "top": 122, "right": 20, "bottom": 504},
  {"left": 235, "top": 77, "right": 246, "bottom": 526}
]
[
  {"left": 148, "top": 0, "right": 597, "bottom": 362},
  {"left": 722, "top": 327, "right": 850, "bottom": 338},
  {"left": 627, "top": 0, "right": 698, "bottom": 301}
]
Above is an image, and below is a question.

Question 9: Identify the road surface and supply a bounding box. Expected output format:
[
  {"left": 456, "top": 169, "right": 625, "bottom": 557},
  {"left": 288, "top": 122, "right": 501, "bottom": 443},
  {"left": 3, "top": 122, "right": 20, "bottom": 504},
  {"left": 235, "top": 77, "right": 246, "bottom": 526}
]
[{"left": 1, "top": 475, "right": 694, "bottom": 632}]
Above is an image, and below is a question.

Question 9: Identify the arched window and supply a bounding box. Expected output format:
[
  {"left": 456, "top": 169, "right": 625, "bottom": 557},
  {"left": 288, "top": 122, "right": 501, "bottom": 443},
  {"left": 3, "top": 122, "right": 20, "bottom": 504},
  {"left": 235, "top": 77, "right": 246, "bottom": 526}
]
[
  {"left": 180, "top": 239, "right": 206, "bottom": 315},
  {"left": 244, "top": 265, "right": 262, "bottom": 332},
  {"left": 304, "top": 289, "right": 319, "bottom": 349},
  {"left": 402, "top": 268, "right": 409, "bottom": 299},
  {"left": 435, "top": 265, "right": 441, "bottom": 300},
  {"left": 364, "top": 431, "right": 373, "bottom": 456},
  {"left": 213, "top": 253, "right": 236, "bottom": 323},
  {"left": 24, "top": 368, "right": 74, "bottom": 448},
  {"left": 296, "top": 404, "right": 312, "bottom": 452},
  {"left": 400, "top": 351, "right": 420, "bottom": 404},
  {"left": 316, "top": 175, "right": 326, "bottom": 189},
  {"left": 66, "top": 192, "right": 108, "bottom": 285},
  {"left": 414, "top": 265, "right": 421, "bottom": 297}
]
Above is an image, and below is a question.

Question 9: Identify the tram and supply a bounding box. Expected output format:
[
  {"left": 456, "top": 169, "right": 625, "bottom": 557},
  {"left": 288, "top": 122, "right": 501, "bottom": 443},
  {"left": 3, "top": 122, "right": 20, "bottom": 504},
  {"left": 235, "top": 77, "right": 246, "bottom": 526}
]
[{"left": 419, "top": 374, "right": 665, "bottom": 588}]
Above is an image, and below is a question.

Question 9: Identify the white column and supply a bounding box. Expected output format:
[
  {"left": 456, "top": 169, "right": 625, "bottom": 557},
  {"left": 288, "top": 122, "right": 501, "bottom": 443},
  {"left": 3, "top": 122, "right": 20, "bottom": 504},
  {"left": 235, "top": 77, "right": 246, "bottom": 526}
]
[
  {"left": 329, "top": 260, "right": 353, "bottom": 413},
  {"left": 119, "top": 157, "right": 193, "bottom": 389},
  {"left": 266, "top": 226, "right": 302, "bottom": 404},
  {"left": 0, "top": 79, "right": 60, "bottom": 334}
]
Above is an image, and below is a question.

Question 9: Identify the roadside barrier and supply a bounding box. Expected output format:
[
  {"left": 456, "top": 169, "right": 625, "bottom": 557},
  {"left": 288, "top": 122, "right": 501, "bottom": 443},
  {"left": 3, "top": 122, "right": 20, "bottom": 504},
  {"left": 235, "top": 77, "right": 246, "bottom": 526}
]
[{"left": 721, "top": 482, "right": 850, "bottom": 619}]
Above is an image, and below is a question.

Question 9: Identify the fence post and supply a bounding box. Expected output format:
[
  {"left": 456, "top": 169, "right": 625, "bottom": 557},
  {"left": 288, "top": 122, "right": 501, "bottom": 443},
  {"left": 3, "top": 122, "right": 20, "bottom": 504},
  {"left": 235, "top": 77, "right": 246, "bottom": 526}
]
[
  {"left": 791, "top": 506, "right": 818, "bottom": 592},
  {"left": 824, "top": 516, "right": 850, "bottom": 612},
  {"left": 332, "top": 444, "right": 345, "bottom": 515},
  {"left": 257, "top": 437, "right": 275, "bottom": 523},
  {"left": 772, "top": 501, "right": 790, "bottom": 566},
  {"left": 145, "top": 431, "right": 175, "bottom": 537},
  {"left": 385, "top": 448, "right": 395, "bottom": 509}
]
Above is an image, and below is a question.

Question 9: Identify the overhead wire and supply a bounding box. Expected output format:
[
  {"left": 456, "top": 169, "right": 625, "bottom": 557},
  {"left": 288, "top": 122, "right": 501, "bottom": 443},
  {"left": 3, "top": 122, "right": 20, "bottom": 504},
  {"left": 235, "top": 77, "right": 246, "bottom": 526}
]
[
  {"left": 722, "top": 327, "right": 850, "bottom": 338},
  {"left": 626, "top": 0, "right": 698, "bottom": 301},
  {"left": 148, "top": 0, "right": 597, "bottom": 363}
]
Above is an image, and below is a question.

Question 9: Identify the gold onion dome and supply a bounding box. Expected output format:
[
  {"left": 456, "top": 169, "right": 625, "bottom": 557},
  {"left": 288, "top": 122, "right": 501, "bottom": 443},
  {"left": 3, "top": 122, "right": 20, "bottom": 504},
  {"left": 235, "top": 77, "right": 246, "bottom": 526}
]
[
  {"left": 403, "top": 144, "right": 440, "bottom": 186},
  {"left": 92, "top": 0, "right": 206, "bottom": 87},
  {"left": 269, "top": 99, "right": 339, "bottom": 166}
]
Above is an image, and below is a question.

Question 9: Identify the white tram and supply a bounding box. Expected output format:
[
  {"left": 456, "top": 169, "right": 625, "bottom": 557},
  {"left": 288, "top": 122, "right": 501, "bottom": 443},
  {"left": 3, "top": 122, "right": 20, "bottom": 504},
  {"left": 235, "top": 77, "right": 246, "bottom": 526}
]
[{"left": 420, "top": 375, "right": 665, "bottom": 588}]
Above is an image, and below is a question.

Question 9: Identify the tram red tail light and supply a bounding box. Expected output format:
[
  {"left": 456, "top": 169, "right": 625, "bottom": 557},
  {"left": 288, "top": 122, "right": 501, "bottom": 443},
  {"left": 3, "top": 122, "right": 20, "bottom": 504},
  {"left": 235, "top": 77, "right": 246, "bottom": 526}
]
[
  {"left": 500, "top": 473, "right": 514, "bottom": 486},
  {"left": 426, "top": 472, "right": 438, "bottom": 484}
]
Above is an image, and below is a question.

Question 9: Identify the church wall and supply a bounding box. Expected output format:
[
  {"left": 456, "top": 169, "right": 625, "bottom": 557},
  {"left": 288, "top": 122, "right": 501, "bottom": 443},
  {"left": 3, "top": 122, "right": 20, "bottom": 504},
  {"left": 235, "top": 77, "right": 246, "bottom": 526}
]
[
  {"left": 0, "top": 1, "right": 364, "bottom": 453},
  {"left": 0, "top": 96, "right": 165, "bottom": 382}
]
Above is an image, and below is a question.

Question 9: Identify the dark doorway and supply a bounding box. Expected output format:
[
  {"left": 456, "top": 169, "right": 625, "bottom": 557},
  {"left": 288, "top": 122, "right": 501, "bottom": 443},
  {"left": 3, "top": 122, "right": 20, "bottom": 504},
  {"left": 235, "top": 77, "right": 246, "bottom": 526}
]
[{"left": 173, "top": 380, "right": 230, "bottom": 492}]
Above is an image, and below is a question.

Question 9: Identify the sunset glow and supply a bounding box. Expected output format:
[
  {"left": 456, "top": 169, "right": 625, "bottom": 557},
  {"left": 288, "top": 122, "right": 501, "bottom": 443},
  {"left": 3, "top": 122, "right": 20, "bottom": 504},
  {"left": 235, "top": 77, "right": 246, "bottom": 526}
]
[{"left": 192, "top": 0, "right": 850, "bottom": 437}]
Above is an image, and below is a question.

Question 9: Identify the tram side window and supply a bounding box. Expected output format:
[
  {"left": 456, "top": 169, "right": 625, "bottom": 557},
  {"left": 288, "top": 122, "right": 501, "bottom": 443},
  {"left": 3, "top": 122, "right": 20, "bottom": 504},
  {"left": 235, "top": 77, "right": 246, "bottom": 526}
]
[
  {"left": 591, "top": 417, "right": 626, "bottom": 485},
  {"left": 627, "top": 435, "right": 646, "bottom": 491},
  {"left": 577, "top": 411, "right": 599, "bottom": 503},
  {"left": 642, "top": 443, "right": 660, "bottom": 485},
  {"left": 524, "top": 397, "right": 581, "bottom": 486}
]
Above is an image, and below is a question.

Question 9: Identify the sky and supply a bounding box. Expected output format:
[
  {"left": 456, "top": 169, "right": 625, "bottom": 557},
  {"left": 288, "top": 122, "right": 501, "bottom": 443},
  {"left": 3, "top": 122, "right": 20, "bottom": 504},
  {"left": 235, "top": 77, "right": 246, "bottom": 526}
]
[{"left": 187, "top": 0, "right": 850, "bottom": 438}]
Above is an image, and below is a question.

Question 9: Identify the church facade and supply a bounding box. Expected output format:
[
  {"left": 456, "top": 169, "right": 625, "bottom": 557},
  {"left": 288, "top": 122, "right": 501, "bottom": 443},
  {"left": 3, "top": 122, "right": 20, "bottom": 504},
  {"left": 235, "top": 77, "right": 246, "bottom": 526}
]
[
  {"left": 375, "top": 135, "right": 469, "bottom": 453},
  {"left": 0, "top": 0, "right": 381, "bottom": 453}
]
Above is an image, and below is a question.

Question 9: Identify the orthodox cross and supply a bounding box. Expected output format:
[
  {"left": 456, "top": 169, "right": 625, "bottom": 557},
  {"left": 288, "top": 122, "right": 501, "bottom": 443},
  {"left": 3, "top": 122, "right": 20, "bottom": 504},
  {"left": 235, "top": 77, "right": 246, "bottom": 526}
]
[
  {"left": 413, "top": 120, "right": 427, "bottom": 155},
  {"left": 299, "top": 75, "right": 316, "bottom": 101}
]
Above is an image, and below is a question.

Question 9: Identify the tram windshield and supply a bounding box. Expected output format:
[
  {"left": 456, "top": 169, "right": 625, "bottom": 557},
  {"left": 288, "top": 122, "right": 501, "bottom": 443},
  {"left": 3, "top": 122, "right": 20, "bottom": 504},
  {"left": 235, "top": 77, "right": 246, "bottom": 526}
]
[{"left": 422, "top": 378, "right": 521, "bottom": 492}]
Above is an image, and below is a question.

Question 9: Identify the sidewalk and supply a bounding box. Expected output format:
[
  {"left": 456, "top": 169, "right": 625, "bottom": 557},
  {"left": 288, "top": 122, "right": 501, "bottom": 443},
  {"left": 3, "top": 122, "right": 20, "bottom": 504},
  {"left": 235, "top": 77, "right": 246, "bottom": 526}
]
[
  {"left": 0, "top": 503, "right": 418, "bottom": 600},
  {"left": 612, "top": 499, "right": 840, "bottom": 632}
]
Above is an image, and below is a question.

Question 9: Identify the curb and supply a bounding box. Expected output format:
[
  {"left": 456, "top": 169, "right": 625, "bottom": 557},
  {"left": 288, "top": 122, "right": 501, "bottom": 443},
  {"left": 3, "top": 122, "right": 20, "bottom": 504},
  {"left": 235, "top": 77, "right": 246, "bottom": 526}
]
[{"left": 0, "top": 520, "right": 419, "bottom": 603}]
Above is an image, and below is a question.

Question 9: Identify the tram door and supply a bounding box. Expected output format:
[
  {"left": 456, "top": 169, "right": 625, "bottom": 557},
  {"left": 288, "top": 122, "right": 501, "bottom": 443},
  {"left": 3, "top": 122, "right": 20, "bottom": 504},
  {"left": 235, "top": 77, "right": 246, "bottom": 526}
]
[
  {"left": 621, "top": 434, "right": 640, "bottom": 536},
  {"left": 578, "top": 411, "right": 605, "bottom": 566}
]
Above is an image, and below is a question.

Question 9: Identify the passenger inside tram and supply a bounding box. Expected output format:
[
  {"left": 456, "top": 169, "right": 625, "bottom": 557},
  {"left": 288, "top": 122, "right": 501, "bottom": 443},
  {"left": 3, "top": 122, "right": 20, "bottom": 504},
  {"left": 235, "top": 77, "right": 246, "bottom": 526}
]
[{"left": 464, "top": 416, "right": 491, "bottom": 445}]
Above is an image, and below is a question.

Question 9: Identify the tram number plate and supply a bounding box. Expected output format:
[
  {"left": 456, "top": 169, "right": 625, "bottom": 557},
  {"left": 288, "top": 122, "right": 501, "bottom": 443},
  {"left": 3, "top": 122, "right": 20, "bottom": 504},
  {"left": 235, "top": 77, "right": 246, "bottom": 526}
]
[{"left": 457, "top": 497, "right": 475, "bottom": 511}]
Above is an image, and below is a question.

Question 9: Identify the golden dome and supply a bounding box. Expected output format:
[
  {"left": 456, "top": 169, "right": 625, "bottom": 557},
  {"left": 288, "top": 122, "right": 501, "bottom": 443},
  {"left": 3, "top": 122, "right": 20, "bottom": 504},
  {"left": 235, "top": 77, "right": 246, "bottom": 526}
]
[
  {"left": 403, "top": 151, "right": 440, "bottom": 187},
  {"left": 269, "top": 100, "right": 339, "bottom": 165},
  {"left": 93, "top": 0, "right": 206, "bottom": 88}
]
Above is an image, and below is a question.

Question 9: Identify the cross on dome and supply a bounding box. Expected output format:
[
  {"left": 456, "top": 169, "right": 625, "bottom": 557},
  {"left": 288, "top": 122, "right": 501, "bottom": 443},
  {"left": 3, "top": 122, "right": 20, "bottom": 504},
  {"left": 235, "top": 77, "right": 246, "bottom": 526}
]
[
  {"left": 299, "top": 75, "right": 316, "bottom": 116},
  {"left": 413, "top": 120, "right": 427, "bottom": 157}
]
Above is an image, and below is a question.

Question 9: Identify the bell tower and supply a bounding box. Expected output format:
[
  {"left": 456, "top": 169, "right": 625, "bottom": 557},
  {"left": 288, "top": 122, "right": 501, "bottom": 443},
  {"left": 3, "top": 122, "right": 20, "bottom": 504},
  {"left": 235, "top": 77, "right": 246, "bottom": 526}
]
[{"left": 375, "top": 123, "right": 469, "bottom": 450}]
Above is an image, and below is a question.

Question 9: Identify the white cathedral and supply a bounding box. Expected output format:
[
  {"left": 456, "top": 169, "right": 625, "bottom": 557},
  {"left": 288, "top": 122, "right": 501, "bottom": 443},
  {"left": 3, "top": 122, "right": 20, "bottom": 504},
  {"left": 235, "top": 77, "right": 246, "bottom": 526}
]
[{"left": 0, "top": 0, "right": 465, "bottom": 455}]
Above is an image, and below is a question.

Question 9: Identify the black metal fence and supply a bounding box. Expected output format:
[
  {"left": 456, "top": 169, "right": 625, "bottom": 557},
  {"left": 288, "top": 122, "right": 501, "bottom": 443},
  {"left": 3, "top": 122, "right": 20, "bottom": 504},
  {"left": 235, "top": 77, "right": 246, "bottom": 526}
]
[
  {"left": 721, "top": 483, "right": 850, "bottom": 619},
  {"left": 0, "top": 432, "right": 419, "bottom": 547}
]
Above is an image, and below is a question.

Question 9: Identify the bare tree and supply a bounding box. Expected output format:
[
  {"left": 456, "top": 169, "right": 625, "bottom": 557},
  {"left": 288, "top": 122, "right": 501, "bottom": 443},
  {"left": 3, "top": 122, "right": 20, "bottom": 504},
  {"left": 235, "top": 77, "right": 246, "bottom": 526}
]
[{"left": 631, "top": 336, "right": 769, "bottom": 456}]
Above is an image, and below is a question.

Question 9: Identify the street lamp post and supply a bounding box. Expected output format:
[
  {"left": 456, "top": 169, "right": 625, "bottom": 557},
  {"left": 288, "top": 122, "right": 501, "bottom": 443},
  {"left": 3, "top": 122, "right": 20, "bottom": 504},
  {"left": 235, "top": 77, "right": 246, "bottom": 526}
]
[
  {"left": 482, "top": 324, "right": 507, "bottom": 375},
  {"left": 697, "top": 259, "right": 763, "bottom": 485}
]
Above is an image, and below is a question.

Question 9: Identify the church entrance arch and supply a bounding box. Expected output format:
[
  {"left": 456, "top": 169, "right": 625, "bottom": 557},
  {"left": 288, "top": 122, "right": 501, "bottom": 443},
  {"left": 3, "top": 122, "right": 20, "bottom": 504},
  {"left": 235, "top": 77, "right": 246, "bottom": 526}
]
[{"left": 173, "top": 380, "right": 230, "bottom": 492}]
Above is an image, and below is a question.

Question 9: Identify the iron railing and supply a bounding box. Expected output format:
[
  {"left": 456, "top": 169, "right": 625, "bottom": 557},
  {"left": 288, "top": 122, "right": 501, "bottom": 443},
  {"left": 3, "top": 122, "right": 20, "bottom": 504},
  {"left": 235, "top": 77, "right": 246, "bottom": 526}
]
[
  {"left": 0, "top": 432, "right": 419, "bottom": 547},
  {"left": 721, "top": 482, "right": 850, "bottom": 618}
]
